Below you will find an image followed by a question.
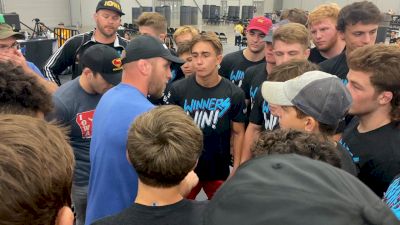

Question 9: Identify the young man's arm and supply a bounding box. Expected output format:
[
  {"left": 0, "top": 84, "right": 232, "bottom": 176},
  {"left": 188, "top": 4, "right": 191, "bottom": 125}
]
[
  {"left": 231, "top": 121, "right": 245, "bottom": 176},
  {"left": 241, "top": 122, "right": 261, "bottom": 163}
]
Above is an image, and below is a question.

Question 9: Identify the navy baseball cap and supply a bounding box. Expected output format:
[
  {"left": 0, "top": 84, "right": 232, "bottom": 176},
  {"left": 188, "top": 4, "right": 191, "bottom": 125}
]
[
  {"left": 122, "top": 35, "right": 184, "bottom": 65},
  {"left": 80, "top": 44, "right": 123, "bottom": 86},
  {"left": 96, "top": 0, "right": 124, "bottom": 16}
]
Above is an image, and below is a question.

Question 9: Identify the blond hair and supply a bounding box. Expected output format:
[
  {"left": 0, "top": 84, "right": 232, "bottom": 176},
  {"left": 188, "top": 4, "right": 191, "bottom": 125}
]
[
  {"left": 308, "top": 3, "right": 340, "bottom": 27},
  {"left": 273, "top": 23, "right": 310, "bottom": 49},
  {"left": 173, "top": 25, "right": 199, "bottom": 42},
  {"left": 191, "top": 33, "right": 223, "bottom": 55},
  {"left": 137, "top": 12, "right": 167, "bottom": 34}
]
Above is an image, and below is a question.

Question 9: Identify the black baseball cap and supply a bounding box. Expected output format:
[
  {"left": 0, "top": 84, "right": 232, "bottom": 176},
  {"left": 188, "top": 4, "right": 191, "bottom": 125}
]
[
  {"left": 80, "top": 44, "right": 123, "bottom": 86},
  {"left": 96, "top": 0, "right": 124, "bottom": 16},
  {"left": 122, "top": 35, "right": 184, "bottom": 65},
  {"left": 204, "top": 154, "right": 398, "bottom": 225}
]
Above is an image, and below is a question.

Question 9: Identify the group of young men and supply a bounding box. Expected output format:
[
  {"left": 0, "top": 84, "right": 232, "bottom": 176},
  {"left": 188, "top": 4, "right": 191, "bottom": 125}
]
[{"left": 0, "top": 0, "right": 400, "bottom": 224}]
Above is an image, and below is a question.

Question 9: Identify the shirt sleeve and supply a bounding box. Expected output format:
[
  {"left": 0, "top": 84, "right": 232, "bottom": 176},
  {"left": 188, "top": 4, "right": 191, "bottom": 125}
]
[
  {"left": 249, "top": 90, "right": 264, "bottom": 125},
  {"left": 44, "top": 36, "right": 79, "bottom": 85},
  {"left": 230, "top": 88, "right": 246, "bottom": 123},
  {"left": 27, "top": 61, "right": 45, "bottom": 78}
]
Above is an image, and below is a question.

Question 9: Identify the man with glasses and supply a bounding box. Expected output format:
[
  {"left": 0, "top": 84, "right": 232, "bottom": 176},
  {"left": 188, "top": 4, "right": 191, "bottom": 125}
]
[
  {"left": 44, "top": 0, "right": 128, "bottom": 85},
  {"left": 0, "top": 23, "right": 57, "bottom": 93}
]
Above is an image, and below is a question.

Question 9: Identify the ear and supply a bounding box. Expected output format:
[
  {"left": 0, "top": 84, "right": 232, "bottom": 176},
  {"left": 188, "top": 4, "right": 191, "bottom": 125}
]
[
  {"left": 304, "top": 48, "right": 310, "bottom": 58},
  {"left": 304, "top": 116, "right": 317, "bottom": 133},
  {"left": 216, "top": 54, "right": 223, "bottom": 65},
  {"left": 55, "top": 206, "right": 74, "bottom": 225},
  {"left": 93, "top": 12, "right": 97, "bottom": 21},
  {"left": 137, "top": 59, "right": 151, "bottom": 76},
  {"left": 159, "top": 33, "right": 167, "bottom": 42},
  {"left": 82, "top": 68, "right": 92, "bottom": 77},
  {"left": 378, "top": 91, "right": 393, "bottom": 105}
]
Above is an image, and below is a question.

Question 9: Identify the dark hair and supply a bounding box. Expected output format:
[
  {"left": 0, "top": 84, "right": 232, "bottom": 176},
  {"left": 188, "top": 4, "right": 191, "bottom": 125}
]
[
  {"left": 0, "top": 114, "right": 74, "bottom": 225},
  {"left": 127, "top": 105, "right": 203, "bottom": 188},
  {"left": 0, "top": 62, "right": 53, "bottom": 116},
  {"left": 252, "top": 129, "right": 341, "bottom": 168},
  {"left": 348, "top": 44, "right": 400, "bottom": 122},
  {"left": 337, "top": 1, "right": 382, "bottom": 32},
  {"left": 177, "top": 41, "right": 192, "bottom": 56},
  {"left": 288, "top": 106, "right": 338, "bottom": 136},
  {"left": 281, "top": 8, "right": 308, "bottom": 26}
]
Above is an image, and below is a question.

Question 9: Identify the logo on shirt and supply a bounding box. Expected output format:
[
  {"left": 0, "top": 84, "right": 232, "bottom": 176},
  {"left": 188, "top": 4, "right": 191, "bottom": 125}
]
[
  {"left": 262, "top": 101, "right": 278, "bottom": 130},
  {"left": 249, "top": 86, "right": 258, "bottom": 109},
  {"left": 76, "top": 110, "right": 95, "bottom": 139},
  {"left": 229, "top": 70, "right": 245, "bottom": 87},
  {"left": 184, "top": 98, "right": 231, "bottom": 129}
]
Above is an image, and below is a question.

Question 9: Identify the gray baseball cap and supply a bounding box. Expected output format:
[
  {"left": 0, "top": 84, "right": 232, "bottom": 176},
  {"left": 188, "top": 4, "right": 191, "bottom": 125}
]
[
  {"left": 261, "top": 70, "right": 352, "bottom": 125},
  {"left": 204, "top": 154, "right": 398, "bottom": 225},
  {"left": 263, "top": 19, "right": 289, "bottom": 43}
]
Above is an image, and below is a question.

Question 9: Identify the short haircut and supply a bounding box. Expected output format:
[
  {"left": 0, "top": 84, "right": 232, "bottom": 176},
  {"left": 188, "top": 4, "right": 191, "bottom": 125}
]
[
  {"left": 308, "top": 3, "right": 341, "bottom": 27},
  {"left": 286, "top": 106, "right": 338, "bottom": 136},
  {"left": 0, "top": 114, "right": 74, "bottom": 224},
  {"left": 347, "top": 44, "right": 400, "bottom": 122},
  {"left": 127, "top": 105, "right": 203, "bottom": 188},
  {"left": 252, "top": 129, "right": 341, "bottom": 168},
  {"left": 337, "top": 1, "right": 382, "bottom": 32},
  {"left": 0, "top": 62, "right": 53, "bottom": 116},
  {"left": 267, "top": 59, "right": 319, "bottom": 82},
  {"left": 137, "top": 12, "right": 167, "bottom": 34},
  {"left": 273, "top": 23, "right": 310, "bottom": 49},
  {"left": 191, "top": 33, "right": 223, "bottom": 55},
  {"left": 177, "top": 41, "right": 192, "bottom": 56},
  {"left": 173, "top": 25, "right": 199, "bottom": 42},
  {"left": 280, "top": 8, "right": 308, "bottom": 26}
]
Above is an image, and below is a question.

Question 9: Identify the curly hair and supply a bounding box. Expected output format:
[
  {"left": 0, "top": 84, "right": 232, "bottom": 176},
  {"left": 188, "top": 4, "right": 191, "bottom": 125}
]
[
  {"left": 251, "top": 129, "right": 341, "bottom": 168},
  {"left": 0, "top": 62, "right": 53, "bottom": 116}
]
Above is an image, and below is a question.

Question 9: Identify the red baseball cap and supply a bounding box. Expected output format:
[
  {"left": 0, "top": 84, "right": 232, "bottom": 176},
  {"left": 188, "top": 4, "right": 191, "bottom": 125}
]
[{"left": 247, "top": 16, "right": 272, "bottom": 35}]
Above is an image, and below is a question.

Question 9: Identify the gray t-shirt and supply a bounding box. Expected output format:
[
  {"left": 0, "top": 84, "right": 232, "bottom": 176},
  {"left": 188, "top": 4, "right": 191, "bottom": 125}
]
[{"left": 47, "top": 77, "right": 102, "bottom": 186}]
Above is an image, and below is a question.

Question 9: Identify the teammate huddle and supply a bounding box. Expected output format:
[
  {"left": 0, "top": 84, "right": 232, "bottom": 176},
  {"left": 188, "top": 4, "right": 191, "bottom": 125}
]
[{"left": 0, "top": 0, "right": 400, "bottom": 224}]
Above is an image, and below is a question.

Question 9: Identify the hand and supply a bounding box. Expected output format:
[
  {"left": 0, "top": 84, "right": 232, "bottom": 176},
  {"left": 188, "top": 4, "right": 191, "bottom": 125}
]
[
  {"left": 0, "top": 49, "right": 31, "bottom": 75},
  {"left": 178, "top": 171, "right": 199, "bottom": 197}
]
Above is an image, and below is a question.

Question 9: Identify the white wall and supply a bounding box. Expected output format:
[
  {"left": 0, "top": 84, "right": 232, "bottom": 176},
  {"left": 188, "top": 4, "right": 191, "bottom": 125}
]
[{"left": 3, "top": 0, "right": 70, "bottom": 28}]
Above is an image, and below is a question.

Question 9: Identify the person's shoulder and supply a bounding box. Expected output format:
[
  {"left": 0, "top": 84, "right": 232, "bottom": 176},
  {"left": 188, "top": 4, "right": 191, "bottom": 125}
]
[
  {"left": 220, "top": 77, "right": 245, "bottom": 96},
  {"left": 54, "top": 78, "right": 80, "bottom": 97},
  {"left": 223, "top": 50, "right": 244, "bottom": 60},
  {"left": 246, "top": 62, "right": 266, "bottom": 73},
  {"left": 170, "top": 76, "right": 193, "bottom": 90}
]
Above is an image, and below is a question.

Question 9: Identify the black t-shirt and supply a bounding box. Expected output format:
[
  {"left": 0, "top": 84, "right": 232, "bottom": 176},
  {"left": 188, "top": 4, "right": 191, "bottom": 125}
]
[
  {"left": 341, "top": 119, "right": 400, "bottom": 197},
  {"left": 335, "top": 142, "right": 357, "bottom": 176},
  {"left": 308, "top": 47, "right": 327, "bottom": 64},
  {"left": 92, "top": 199, "right": 207, "bottom": 225},
  {"left": 249, "top": 89, "right": 279, "bottom": 131},
  {"left": 165, "top": 76, "right": 246, "bottom": 180},
  {"left": 241, "top": 62, "right": 267, "bottom": 104},
  {"left": 219, "top": 50, "right": 265, "bottom": 88},
  {"left": 319, "top": 51, "right": 348, "bottom": 84}
]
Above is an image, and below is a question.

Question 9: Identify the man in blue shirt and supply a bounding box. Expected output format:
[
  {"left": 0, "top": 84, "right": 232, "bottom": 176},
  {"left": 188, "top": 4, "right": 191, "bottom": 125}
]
[{"left": 85, "top": 35, "right": 183, "bottom": 225}]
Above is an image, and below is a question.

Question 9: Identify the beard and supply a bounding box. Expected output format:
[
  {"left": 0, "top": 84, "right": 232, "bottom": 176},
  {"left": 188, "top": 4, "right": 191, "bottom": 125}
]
[{"left": 96, "top": 24, "right": 117, "bottom": 38}]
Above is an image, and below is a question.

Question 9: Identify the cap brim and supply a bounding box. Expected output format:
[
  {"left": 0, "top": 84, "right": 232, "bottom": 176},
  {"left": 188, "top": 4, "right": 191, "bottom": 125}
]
[
  {"left": 162, "top": 53, "right": 185, "bottom": 64},
  {"left": 0, "top": 32, "right": 25, "bottom": 40},
  {"left": 261, "top": 81, "right": 293, "bottom": 106},
  {"left": 247, "top": 27, "right": 267, "bottom": 35},
  {"left": 96, "top": 7, "right": 125, "bottom": 16},
  {"left": 101, "top": 71, "right": 123, "bottom": 86}
]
